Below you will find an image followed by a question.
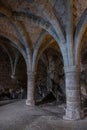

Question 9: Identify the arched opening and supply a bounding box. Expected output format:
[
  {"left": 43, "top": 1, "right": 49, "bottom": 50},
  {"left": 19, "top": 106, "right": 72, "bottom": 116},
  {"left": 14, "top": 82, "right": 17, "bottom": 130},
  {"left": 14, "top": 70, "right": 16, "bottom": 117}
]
[
  {"left": 80, "top": 30, "right": 87, "bottom": 110},
  {"left": 0, "top": 45, "right": 11, "bottom": 101},
  {"left": 35, "top": 41, "right": 65, "bottom": 107},
  {"left": 0, "top": 37, "right": 27, "bottom": 103}
]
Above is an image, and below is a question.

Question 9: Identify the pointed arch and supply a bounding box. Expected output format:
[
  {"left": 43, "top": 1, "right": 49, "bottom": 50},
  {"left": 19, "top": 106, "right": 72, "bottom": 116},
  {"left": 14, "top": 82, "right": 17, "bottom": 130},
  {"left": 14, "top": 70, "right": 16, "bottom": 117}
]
[
  {"left": 32, "top": 31, "right": 48, "bottom": 70},
  {"left": 75, "top": 9, "right": 87, "bottom": 64},
  {"left": 32, "top": 32, "right": 68, "bottom": 73},
  {"left": 0, "top": 32, "right": 26, "bottom": 62},
  {"left": 32, "top": 36, "right": 54, "bottom": 71},
  {"left": 32, "top": 31, "right": 68, "bottom": 72},
  {"left": 0, "top": 5, "right": 67, "bottom": 69},
  {"left": 0, "top": 5, "right": 32, "bottom": 70}
]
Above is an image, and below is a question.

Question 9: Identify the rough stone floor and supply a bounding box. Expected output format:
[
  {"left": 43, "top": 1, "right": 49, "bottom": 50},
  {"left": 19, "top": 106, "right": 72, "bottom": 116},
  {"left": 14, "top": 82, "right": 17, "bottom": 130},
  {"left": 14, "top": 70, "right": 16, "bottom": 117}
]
[{"left": 0, "top": 100, "right": 87, "bottom": 130}]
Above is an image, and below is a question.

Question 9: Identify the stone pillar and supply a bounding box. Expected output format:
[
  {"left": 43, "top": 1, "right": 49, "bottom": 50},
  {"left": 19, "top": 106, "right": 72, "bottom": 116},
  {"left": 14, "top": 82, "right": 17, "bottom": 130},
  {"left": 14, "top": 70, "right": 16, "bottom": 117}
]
[
  {"left": 26, "top": 71, "right": 36, "bottom": 106},
  {"left": 63, "top": 65, "right": 84, "bottom": 120}
]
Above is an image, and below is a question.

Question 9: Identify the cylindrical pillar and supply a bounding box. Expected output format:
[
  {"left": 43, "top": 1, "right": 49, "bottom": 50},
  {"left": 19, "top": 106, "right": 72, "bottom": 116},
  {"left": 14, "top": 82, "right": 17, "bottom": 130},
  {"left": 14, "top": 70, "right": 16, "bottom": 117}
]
[
  {"left": 26, "top": 71, "right": 36, "bottom": 106},
  {"left": 63, "top": 65, "right": 84, "bottom": 120}
]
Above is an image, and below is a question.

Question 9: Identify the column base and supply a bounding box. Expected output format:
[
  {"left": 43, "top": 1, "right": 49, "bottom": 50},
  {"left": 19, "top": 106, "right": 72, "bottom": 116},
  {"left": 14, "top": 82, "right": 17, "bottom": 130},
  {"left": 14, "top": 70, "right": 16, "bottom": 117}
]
[
  {"left": 63, "top": 108, "right": 84, "bottom": 120},
  {"left": 26, "top": 99, "right": 35, "bottom": 106}
]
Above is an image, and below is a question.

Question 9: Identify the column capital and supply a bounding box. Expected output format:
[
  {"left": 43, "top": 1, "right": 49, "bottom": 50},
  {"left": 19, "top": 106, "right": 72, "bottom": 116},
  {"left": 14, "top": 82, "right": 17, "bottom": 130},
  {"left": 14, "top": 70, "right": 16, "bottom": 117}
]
[{"left": 64, "top": 65, "right": 80, "bottom": 73}]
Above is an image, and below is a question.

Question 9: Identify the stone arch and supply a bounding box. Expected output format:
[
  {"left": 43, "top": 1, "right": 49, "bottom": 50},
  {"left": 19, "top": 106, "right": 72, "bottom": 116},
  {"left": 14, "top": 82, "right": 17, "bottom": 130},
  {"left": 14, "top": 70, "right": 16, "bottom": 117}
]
[
  {"left": 0, "top": 42, "right": 14, "bottom": 77},
  {"left": 75, "top": 9, "right": 87, "bottom": 65},
  {"left": 0, "top": 32, "right": 26, "bottom": 61},
  {"left": 32, "top": 32, "right": 68, "bottom": 73},
  {"left": 0, "top": 38, "right": 27, "bottom": 100},
  {"left": 32, "top": 31, "right": 48, "bottom": 71},
  {"left": 35, "top": 38, "right": 65, "bottom": 104},
  {"left": 0, "top": 40, "right": 19, "bottom": 79},
  {"left": 77, "top": 29, "right": 87, "bottom": 67},
  {"left": 0, "top": 6, "right": 32, "bottom": 71},
  {"left": 0, "top": 5, "right": 67, "bottom": 69},
  {"left": 0, "top": 3, "right": 67, "bottom": 106},
  {"left": 0, "top": 34, "right": 27, "bottom": 77},
  {"left": 33, "top": 39, "right": 55, "bottom": 72},
  {"left": 13, "top": 11, "right": 65, "bottom": 44},
  {"left": 33, "top": 33, "right": 64, "bottom": 73}
]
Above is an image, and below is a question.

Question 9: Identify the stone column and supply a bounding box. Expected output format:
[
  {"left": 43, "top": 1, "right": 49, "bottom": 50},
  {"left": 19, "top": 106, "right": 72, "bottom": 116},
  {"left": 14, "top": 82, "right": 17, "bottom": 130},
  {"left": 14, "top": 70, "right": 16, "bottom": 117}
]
[
  {"left": 26, "top": 71, "right": 36, "bottom": 106},
  {"left": 63, "top": 65, "right": 84, "bottom": 120}
]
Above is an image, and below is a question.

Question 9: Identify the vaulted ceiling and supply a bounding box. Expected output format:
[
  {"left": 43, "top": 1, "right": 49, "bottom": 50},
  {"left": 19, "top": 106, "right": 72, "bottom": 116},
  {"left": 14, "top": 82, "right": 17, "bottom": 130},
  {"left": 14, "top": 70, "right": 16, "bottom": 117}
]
[{"left": 0, "top": 0, "right": 86, "bottom": 67}]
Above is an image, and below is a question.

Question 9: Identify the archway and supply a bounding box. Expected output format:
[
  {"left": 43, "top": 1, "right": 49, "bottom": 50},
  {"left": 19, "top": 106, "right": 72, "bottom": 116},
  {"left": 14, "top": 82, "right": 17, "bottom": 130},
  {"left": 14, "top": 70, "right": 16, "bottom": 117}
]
[
  {"left": 35, "top": 41, "right": 65, "bottom": 106},
  {"left": 79, "top": 30, "right": 87, "bottom": 110},
  {"left": 0, "top": 38, "right": 27, "bottom": 102},
  {"left": 0, "top": 45, "right": 11, "bottom": 101}
]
